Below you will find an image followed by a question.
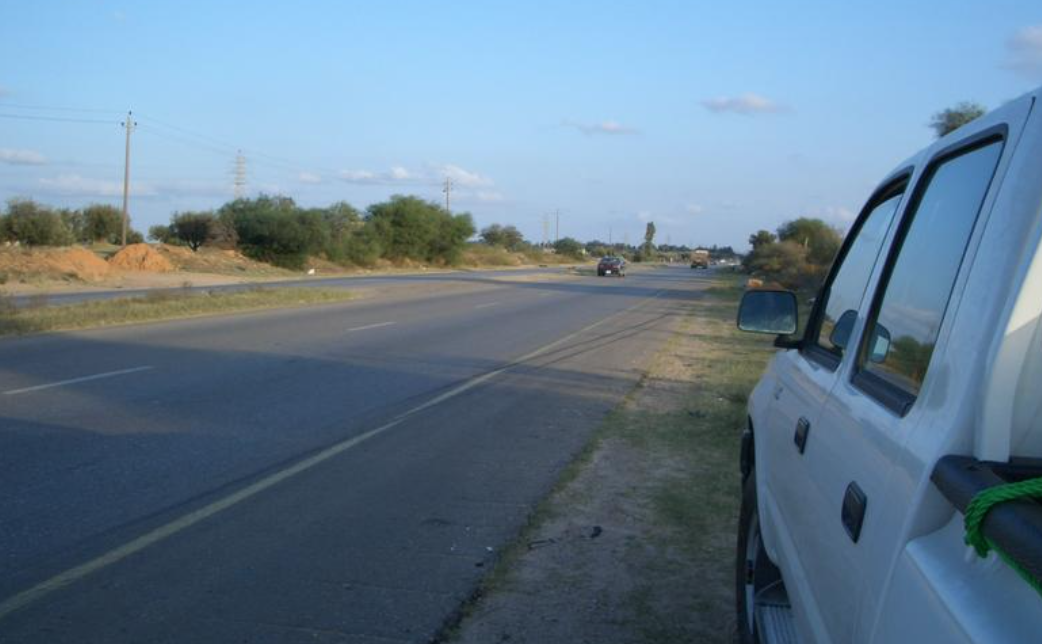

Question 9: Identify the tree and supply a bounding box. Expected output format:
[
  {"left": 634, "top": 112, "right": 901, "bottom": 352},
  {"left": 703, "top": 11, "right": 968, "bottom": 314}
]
[
  {"left": 748, "top": 230, "right": 776, "bottom": 250},
  {"left": 553, "top": 237, "right": 584, "bottom": 258},
  {"left": 1, "top": 199, "right": 73, "bottom": 246},
  {"left": 169, "top": 211, "right": 217, "bottom": 251},
  {"left": 81, "top": 204, "right": 123, "bottom": 243},
  {"left": 367, "top": 195, "right": 474, "bottom": 264},
  {"left": 930, "top": 102, "right": 986, "bottom": 138},
  {"left": 218, "top": 195, "right": 324, "bottom": 268},
  {"left": 149, "top": 225, "right": 174, "bottom": 244},
  {"left": 481, "top": 224, "right": 524, "bottom": 251},
  {"left": 643, "top": 221, "right": 656, "bottom": 258},
  {"left": 776, "top": 217, "right": 841, "bottom": 266}
]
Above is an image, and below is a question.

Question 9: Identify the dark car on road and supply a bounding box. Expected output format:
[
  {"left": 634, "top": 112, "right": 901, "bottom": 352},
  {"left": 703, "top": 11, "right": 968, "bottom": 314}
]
[{"left": 597, "top": 257, "right": 626, "bottom": 277}]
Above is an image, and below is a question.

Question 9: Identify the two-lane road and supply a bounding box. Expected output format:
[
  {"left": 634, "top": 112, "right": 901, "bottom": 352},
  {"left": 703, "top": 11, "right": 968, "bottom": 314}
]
[{"left": 0, "top": 267, "right": 714, "bottom": 643}]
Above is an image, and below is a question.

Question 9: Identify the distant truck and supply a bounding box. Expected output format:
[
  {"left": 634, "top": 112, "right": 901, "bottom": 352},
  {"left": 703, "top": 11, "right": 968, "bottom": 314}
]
[{"left": 690, "top": 249, "right": 710, "bottom": 269}]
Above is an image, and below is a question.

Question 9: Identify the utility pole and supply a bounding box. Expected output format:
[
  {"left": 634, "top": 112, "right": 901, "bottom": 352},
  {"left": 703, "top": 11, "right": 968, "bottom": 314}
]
[
  {"left": 609, "top": 226, "right": 613, "bottom": 246},
  {"left": 443, "top": 177, "right": 453, "bottom": 213},
  {"left": 120, "top": 111, "right": 136, "bottom": 247},
  {"left": 542, "top": 213, "right": 550, "bottom": 248},
  {"left": 555, "top": 209, "right": 560, "bottom": 242},
  {"left": 233, "top": 150, "right": 247, "bottom": 199}
]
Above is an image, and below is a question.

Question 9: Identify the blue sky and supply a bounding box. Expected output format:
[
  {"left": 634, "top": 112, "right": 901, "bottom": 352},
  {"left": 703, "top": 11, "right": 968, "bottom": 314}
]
[{"left": 1, "top": 1, "right": 1040, "bottom": 250}]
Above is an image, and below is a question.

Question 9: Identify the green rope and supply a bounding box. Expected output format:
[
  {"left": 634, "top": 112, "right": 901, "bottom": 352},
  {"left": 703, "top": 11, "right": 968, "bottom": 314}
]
[{"left": 963, "top": 476, "right": 1042, "bottom": 597}]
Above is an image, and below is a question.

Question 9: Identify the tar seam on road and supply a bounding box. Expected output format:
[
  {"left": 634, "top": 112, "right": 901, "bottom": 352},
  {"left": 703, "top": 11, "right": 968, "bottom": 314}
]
[
  {"left": 2, "top": 366, "right": 155, "bottom": 396},
  {"left": 0, "top": 287, "right": 665, "bottom": 621},
  {"left": 345, "top": 321, "right": 397, "bottom": 332},
  {"left": 474, "top": 302, "right": 501, "bottom": 309}
]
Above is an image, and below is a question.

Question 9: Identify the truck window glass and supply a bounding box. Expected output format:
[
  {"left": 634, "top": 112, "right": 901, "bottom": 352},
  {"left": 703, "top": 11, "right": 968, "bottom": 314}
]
[
  {"left": 861, "top": 140, "right": 1003, "bottom": 396},
  {"left": 815, "top": 191, "right": 903, "bottom": 356}
]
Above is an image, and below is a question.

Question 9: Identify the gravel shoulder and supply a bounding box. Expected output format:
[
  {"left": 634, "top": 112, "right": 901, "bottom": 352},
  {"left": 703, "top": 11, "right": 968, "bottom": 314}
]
[{"left": 444, "top": 275, "right": 775, "bottom": 644}]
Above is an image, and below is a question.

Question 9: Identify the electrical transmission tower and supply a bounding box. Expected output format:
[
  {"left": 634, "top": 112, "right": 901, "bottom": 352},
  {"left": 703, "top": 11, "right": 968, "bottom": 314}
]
[{"left": 233, "top": 150, "right": 247, "bottom": 199}]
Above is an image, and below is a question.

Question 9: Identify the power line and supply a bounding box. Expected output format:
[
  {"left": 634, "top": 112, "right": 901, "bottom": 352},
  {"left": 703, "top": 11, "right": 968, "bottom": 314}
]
[{"left": 0, "top": 112, "right": 115, "bottom": 124}]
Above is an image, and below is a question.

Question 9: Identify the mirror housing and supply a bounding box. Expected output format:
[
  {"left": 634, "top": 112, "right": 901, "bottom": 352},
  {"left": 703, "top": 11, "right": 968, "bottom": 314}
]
[{"left": 738, "top": 289, "right": 799, "bottom": 337}]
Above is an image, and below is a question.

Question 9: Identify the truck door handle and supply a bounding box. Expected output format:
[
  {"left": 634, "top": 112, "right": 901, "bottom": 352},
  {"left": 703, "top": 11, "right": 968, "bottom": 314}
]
[
  {"left": 794, "top": 417, "right": 810, "bottom": 454},
  {"left": 842, "top": 482, "right": 867, "bottom": 543}
]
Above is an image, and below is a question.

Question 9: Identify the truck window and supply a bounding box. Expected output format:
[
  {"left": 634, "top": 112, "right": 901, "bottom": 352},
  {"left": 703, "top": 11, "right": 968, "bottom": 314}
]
[
  {"left": 813, "top": 188, "right": 904, "bottom": 359},
  {"left": 858, "top": 138, "right": 1003, "bottom": 407}
]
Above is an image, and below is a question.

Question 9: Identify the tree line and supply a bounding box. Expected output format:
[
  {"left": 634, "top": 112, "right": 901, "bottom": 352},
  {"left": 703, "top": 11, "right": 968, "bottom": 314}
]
[{"left": 0, "top": 200, "right": 144, "bottom": 246}]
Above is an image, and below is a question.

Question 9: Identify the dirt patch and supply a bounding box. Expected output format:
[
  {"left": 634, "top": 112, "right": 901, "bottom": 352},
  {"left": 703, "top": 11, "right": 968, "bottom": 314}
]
[
  {"left": 153, "top": 245, "right": 290, "bottom": 277},
  {"left": 0, "top": 246, "right": 111, "bottom": 283},
  {"left": 108, "top": 244, "right": 175, "bottom": 272},
  {"left": 448, "top": 279, "right": 774, "bottom": 644}
]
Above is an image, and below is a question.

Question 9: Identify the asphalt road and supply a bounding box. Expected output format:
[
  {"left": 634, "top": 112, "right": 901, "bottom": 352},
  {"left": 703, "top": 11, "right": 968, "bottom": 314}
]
[{"left": 0, "top": 266, "right": 714, "bottom": 643}]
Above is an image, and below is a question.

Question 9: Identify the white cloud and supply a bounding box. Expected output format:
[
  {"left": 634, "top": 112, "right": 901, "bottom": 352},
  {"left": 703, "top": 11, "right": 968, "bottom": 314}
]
[
  {"left": 38, "top": 174, "right": 156, "bottom": 197},
  {"left": 685, "top": 204, "right": 704, "bottom": 215},
  {"left": 1004, "top": 25, "right": 1042, "bottom": 79},
  {"left": 298, "top": 171, "right": 322, "bottom": 184},
  {"left": 701, "top": 93, "right": 787, "bottom": 115},
  {"left": 339, "top": 163, "right": 493, "bottom": 188},
  {"left": 35, "top": 174, "right": 231, "bottom": 199},
  {"left": 473, "top": 190, "right": 505, "bottom": 203},
  {"left": 339, "top": 166, "right": 425, "bottom": 185},
  {"left": 437, "top": 164, "right": 493, "bottom": 187},
  {"left": 564, "top": 119, "right": 638, "bottom": 135},
  {"left": 0, "top": 148, "right": 46, "bottom": 165},
  {"left": 636, "top": 210, "right": 653, "bottom": 222}
]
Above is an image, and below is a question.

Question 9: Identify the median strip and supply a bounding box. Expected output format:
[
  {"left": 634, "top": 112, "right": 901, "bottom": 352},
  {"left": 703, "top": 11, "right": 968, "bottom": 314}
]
[{"left": 0, "top": 287, "right": 357, "bottom": 337}]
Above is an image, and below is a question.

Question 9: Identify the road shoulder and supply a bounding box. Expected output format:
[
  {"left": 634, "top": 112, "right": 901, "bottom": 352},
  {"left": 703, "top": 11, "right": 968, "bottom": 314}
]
[{"left": 443, "top": 276, "right": 775, "bottom": 644}]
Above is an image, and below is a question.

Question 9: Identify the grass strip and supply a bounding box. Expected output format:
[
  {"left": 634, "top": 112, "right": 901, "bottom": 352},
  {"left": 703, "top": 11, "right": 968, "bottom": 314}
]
[{"left": 0, "top": 287, "right": 356, "bottom": 337}]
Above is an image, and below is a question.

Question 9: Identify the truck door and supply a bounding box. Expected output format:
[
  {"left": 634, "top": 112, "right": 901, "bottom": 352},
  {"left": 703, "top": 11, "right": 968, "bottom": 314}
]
[
  {"left": 811, "top": 136, "right": 1007, "bottom": 643},
  {"left": 760, "top": 179, "right": 906, "bottom": 642}
]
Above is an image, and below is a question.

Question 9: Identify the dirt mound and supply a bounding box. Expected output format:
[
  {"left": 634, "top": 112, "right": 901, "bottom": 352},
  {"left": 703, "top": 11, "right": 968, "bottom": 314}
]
[
  {"left": 0, "top": 246, "right": 111, "bottom": 282},
  {"left": 108, "top": 244, "right": 175, "bottom": 272},
  {"left": 153, "top": 244, "right": 290, "bottom": 276}
]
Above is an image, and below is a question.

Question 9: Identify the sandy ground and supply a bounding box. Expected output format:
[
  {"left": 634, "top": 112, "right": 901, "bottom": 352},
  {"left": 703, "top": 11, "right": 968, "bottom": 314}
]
[{"left": 449, "top": 288, "right": 746, "bottom": 644}]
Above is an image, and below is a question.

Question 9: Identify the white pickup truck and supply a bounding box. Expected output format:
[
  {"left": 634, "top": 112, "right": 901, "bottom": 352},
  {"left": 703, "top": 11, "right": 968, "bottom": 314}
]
[{"left": 734, "top": 84, "right": 1042, "bottom": 644}]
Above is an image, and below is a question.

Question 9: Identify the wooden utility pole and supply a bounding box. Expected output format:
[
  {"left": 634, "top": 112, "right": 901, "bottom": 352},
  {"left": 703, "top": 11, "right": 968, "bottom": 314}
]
[
  {"left": 443, "top": 177, "right": 453, "bottom": 213},
  {"left": 555, "top": 209, "right": 560, "bottom": 242},
  {"left": 120, "top": 111, "right": 136, "bottom": 246}
]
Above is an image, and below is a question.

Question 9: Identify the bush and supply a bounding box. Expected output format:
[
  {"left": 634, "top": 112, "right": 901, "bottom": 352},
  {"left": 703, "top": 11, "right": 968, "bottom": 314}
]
[
  {"left": 366, "top": 195, "right": 475, "bottom": 264},
  {"left": 82, "top": 204, "right": 123, "bottom": 243},
  {"left": 149, "top": 225, "right": 174, "bottom": 244},
  {"left": 169, "top": 211, "right": 217, "bottom": 251},
  {"left": 481, "top": 224, "right": 525, "bottom": 251},
  {"left": 2, "top": 199, "right": 74, "bottom": 246},
  {"left": 553, "top": 237, "right": 584, "bottom": 259},
  {"left": 219, "top": 195, "right": 328, "bottom": 269}
]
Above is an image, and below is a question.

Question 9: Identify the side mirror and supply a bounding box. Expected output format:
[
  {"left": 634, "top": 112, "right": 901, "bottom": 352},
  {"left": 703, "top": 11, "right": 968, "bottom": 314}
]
[{"left": 737, "top": 289, "right": 798, "bottom": 335}]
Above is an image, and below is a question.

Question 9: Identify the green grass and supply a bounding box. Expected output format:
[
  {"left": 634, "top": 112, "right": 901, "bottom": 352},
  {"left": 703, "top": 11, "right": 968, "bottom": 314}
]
[{"left": 0, "top": 286, "right": 357, "bottom": 337}]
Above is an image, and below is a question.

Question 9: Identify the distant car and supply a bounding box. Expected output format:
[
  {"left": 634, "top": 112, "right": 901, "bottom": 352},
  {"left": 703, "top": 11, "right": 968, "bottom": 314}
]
[
  {"left": 690, "top": 249, "right": 710, "bottom": 269},
  {"left": 597, "top": 257, "right": 626, "bottom": 277}
]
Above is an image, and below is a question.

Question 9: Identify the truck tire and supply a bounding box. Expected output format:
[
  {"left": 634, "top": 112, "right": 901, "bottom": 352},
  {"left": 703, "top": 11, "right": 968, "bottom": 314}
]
[{"left": 736, "top": 470, "right": 781, "bottom": 644}]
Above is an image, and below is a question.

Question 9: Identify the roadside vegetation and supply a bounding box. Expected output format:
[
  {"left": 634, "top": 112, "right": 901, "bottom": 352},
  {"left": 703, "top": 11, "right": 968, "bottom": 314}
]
[
  {"left": 742, "top": 216, "right": 841, "bottom": 291},
  {"left": 0, "top": 287, "right": 356, "bottom": 336},
  {"left": 449, "top": 274, "right": 776, "bottom": 644}
]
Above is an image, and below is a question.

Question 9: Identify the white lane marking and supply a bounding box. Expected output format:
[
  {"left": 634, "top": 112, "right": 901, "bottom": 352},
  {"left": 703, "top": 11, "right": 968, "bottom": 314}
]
[
  {"left": 0, "top": 288, "right": 665, "bottom": 621},
  {"left": 346, "top": 321, "right": 396, "bottom": 333},
  {"left": 474, "top": 302, "right": 501, "bottom": 309},
  {"left": 3, "top": 366, "right": 154, "bottom": 396}
]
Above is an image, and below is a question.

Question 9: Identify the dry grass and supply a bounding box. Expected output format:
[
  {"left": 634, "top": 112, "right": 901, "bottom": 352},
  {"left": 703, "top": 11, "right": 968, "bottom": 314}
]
[{"left": 0, "top": 287, "right": 356, "bottom": 337}]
